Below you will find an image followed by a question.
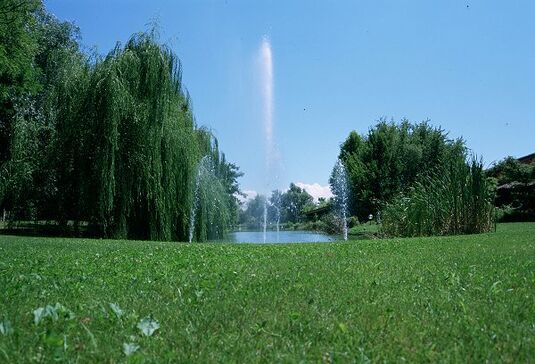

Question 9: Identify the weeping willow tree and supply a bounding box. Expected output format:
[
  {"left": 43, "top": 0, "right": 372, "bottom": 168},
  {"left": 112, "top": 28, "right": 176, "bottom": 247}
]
[{"left": 47, "top": 31, "right": 240, "bottom": 241}]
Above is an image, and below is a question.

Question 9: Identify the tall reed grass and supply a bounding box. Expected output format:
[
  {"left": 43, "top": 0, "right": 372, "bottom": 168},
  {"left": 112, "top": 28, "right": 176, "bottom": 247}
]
[{"left": 381, "top": 155, "right": 495, "bottom": 237}]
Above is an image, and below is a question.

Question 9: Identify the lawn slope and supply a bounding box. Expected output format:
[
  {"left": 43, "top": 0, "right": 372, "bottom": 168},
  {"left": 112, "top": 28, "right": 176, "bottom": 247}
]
[{"left": 1, "top": 223, "right": 534, "bottom": 362}]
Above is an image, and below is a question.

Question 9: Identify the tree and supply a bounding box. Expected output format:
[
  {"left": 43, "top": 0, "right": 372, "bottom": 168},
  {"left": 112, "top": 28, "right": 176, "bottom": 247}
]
[
  {"left": 0, "top": 1, "right": 82, "bottom": 219},
  {"left": 0, "top": 4, "right": 242, "bottom": 241},
  {"left": 0, "top": 0, "right": 41, "bottom": 165},
  {"left": 268, "top": 189, "right": 282, "bottom": 224},
  {"left": 486, "top": 156, "right": 535, "bottom": 222},
  {"left": 486, "top": 157, "right": 534, "bottom": 185},
  {"left": 334, "top": 119, "right": 465, "bottom": 220},
  {"left": 280, "top": 183, "right": 313, "bottom": 223},
  {"left": 240, "top": 194, "right": 267, "bottom": 229}
]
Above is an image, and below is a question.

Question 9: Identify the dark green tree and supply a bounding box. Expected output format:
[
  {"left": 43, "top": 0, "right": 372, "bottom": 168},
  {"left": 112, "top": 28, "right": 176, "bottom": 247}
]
[
  {"left": 280, "top": 183, "right": 313, "bottom": 223},
  {"left": 0, "top": 3, "right": 242, "bottom": 241},
  {"left": 0, "top": 1, "right": 82, "bottom": 219},
  {"left": 486, "top": 157, "right": 534, "bottom": 185},
  {"left": 0, "top": 0, "right": 41, "bottom": 176},
  {"left": 335, "top": 119, "right": 465, "bottom": 220},
  {"left": 240, "top": 194, "right": 267, "bottom": 229}
]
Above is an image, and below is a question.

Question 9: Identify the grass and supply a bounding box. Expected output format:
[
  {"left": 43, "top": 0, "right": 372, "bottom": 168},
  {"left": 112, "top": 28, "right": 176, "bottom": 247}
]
[{"left": 1, "top": 223, "right": 534, "bottom": 362}]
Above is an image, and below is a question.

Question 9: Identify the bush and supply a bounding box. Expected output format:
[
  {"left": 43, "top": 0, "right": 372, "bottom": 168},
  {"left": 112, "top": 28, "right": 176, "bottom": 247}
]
[{"left": 381, "top": 157, "right": 495, "bottom": 237}]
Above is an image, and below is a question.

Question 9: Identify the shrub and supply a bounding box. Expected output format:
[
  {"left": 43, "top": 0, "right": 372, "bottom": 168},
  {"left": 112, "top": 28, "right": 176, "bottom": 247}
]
[
  {"left": 381, "top": 156, "right": 495, "bottom": 237},
  {"left": 317, "top": 212, "right": 345, "bottom": 235}
]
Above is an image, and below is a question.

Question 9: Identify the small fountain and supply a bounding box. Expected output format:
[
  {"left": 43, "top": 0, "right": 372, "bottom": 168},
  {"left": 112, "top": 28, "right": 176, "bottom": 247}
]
[
  {"left": 275, "top": 204, "right": 280, "bottom": 239},
  {"left": 263, "top": 201, "right": 268, "bottom": 243},
  {"left": 271, "top": 190, "right": 281, "bottom": 241},
  {"left": 188, "top": 155, "right": 212, "bottom": 243},
  {"left": 332, "top": 159, "right": 350, "bottom": 240}
]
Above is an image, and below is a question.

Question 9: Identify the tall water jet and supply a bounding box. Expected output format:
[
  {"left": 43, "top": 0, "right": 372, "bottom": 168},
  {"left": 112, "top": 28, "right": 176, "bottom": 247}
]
[
  {"left": 259, "top": 36, "right": 274, "bottom": 170},
  {"left": 258, "top": 36, "right": 275, "bottom": 243},
  {"left": 332, "top": 159, "right": 350, "bottom": 240}
]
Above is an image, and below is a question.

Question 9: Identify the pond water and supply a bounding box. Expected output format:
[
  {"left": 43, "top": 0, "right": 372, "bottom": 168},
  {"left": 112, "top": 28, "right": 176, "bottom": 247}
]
[{"left": 223, "top": 230, "right": 338, "bottom": 243}]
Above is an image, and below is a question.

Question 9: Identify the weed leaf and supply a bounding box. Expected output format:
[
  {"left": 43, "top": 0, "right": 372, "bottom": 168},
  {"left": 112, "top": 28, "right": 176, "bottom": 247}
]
[
  {"left": 123, "top": 342, "right": 139, "bottom": 356},
  {"left": 33, "top": 303, "right": 74, "bottom": 325},
  {"left": 33, "top": 307, "right": 45, "bottom": 325},
  {"left": 109, "top": 303, "right": 124, "bottom": 318},
  {"left": 0, "top": 319, "right": 13, "bottom": 335},
  {"left": 137, "top": 317, "right": 160, "bottom": 336}
]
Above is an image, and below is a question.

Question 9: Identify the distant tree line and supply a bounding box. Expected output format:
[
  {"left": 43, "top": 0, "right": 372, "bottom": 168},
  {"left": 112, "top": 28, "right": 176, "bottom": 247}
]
[
  {"left": 240, "top": 183, "right": 325, "bottom": 229},
  {"left": 0, "top": 1, "right": 241, "bottom": 241}
]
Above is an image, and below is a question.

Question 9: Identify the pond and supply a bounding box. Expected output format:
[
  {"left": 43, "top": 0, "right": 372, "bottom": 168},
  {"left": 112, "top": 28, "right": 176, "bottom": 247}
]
[{"left": 222, "top": 230, "right": 338, "bottom": 244}]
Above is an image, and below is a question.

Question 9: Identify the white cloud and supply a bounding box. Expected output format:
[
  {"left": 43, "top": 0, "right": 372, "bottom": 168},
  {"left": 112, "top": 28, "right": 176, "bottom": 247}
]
[
  {"left": 295, "top": 182, "right": 333, "bottom": 202},
  {"left": 236, "top": 190, "right": 258, "bottom": 204}
]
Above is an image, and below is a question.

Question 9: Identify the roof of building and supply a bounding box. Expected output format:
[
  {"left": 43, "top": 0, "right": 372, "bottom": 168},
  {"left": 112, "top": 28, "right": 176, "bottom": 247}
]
[
  {"left": 497, "top": 181, "right": 535, "bottom": 190},
  {"left": 518, "top": 153, "right": 535, "bottom": 164},
  {"left": 303, "top": 205, "right": 331, "bottom": 217}
]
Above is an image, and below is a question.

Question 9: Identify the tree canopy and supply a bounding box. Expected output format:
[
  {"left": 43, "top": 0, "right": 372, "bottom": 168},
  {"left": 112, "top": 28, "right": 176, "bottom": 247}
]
[
  {"left": 0, "top": 2, "right": 241, "bottom": 241},
  {"left": 334, "top": 119, "right": 465, "bottom": 220}
]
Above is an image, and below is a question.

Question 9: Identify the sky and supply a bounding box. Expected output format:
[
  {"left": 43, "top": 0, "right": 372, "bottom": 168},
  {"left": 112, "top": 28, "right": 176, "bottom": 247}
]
[{"left": 45, "top": 0, "right": 535, "bottom": 201}]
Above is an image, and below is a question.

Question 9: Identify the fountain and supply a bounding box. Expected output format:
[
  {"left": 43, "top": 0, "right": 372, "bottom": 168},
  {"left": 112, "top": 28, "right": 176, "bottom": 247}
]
[
  {"left": 270, "top": 190, "right": 281, "bottom": 241},
  {"left": 332, "top": 159, "right": 350, "bottom": 240},
  {"left": 188, "top": 155, "right": 213, "bottom": 243},
  {"left": 258, "top": 36, "right": 275, "bottom": 243},
  {"left": 274, "top": 203, "right": 280, "bottom": 238},
  {"left": 263, "top": 202, "right": 268, "bottom": 243}
]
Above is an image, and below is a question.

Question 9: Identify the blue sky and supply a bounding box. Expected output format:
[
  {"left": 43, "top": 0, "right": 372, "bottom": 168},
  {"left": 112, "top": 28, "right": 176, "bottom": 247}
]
[{"left": 45, "top": 0, "right": 535, "bottom": 199}]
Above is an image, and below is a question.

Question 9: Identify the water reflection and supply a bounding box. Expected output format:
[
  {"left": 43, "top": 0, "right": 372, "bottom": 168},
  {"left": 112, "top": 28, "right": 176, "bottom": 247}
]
[{"left": 223, "top": 230, "right": 337, "bottom": 244}]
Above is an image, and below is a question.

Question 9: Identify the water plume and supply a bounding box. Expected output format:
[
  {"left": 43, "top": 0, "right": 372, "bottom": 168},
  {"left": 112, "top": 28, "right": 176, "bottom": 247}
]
[
  {"left": 188, "top": 156, "right": 212, "bottom": 243},
  {"left": 332, "top": 159, "right": 350, "bottom": 240},
  {"left": 258, "top": 36, "right": 275, "bottom": 242},
  {"left": 259, "top": 36, "right": 274, "bottom": 169}
]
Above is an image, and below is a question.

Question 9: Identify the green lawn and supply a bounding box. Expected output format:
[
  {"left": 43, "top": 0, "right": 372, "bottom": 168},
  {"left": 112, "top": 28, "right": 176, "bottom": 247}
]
[{"left": 1, "top": 223, "right": 534, "bottom": 362}]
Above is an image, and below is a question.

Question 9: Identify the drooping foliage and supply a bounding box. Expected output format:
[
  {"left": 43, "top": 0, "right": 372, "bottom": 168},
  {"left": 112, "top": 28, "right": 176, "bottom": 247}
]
[
  {"left": 53, "top": 32, "right": 241, "bottom": 240},
  {"left": 0, "top": 2, "right": 241, "bottom": 241},
  {"left": 189, "top": 147, "right": 243, "bottom": 241},
  {"left": 58, "top": 33, "right": 201, "bottom": 240}
]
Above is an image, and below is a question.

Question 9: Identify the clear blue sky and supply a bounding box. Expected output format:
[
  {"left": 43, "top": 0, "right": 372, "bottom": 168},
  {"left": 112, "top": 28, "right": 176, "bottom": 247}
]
[{"left": 45, "top": 0, "right": 535, "bottom": 198}]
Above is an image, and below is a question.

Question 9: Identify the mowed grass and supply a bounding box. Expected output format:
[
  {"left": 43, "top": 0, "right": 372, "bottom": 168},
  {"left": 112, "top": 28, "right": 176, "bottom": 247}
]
[{"left": 1, "top": 224, "right": 534, "bottom": 363}]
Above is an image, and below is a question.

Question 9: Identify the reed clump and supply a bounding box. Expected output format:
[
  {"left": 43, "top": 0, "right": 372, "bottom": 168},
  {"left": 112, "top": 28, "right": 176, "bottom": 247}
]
[{"left": 382, "top": 153, "right": 495, "bottom": 237}]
